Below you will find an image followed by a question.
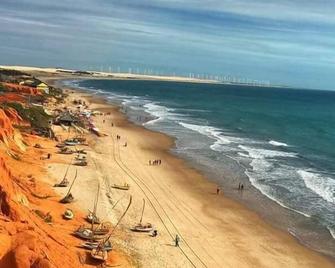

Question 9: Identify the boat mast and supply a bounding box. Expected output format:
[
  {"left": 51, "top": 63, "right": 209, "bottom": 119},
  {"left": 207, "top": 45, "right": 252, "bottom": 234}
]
[
  {"left": 93, "top": 183, "right": 100, "bottom": 219},
  {"left": 65, "top": 169, "right": 77, "bottom": 197},
  {"left": 140, "top": 198, "right": 145, "bottom": 225},
  {"left": 62, "top": 157, "right": 73, "bottom": 182},
  {"left": 102, "top": 195, "right": 132, "bottom": 244}
]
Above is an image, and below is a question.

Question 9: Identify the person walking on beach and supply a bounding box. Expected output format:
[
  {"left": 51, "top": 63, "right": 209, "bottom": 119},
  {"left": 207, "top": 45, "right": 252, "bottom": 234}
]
[
  {"left": 241, "top": 184, "right": 244, "bottom": 191},
  {"left": 216, "top": 186, "right": 220, "bottom": 195},
  {"left": 175, "top": 234, "right": 180, "bottom": 247}
]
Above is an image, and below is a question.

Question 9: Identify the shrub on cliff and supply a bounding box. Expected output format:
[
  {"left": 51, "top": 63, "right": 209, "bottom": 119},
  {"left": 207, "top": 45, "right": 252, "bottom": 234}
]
[{"left": 3, "top": 102, "right": 51, "bottom": 129}]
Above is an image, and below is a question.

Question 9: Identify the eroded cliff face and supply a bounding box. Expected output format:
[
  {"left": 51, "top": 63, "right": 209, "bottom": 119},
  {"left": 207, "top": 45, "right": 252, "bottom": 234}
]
[
  {"left": 0, "top": 108, "right": 26, "bottom": 152},
  {"left": 0, "top": 93, "right": 25, "bottom": 103},
  {"left": 0, "top": 113, "right": 91, "bottom": 268},
  {"left": 0, "top": 157, "right": 15, "bottom": 218},
  {"left": 1, "top": 83, "right": 41, "bottom": 96},
  {"left": 0, "top": 123, "right": 82, "bottom": 268},
  {"left": 0, "top": 108, "right": 16, "bottom": 145},
  {"left": 0, "top": 153, "right": 55, "bottom": 268}
]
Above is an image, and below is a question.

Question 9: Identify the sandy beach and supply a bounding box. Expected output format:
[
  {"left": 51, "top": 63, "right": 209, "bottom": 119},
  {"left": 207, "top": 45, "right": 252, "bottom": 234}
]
[
  {"left": 43, "top": 77, "right": 335, "bottom": 268},
  {"left": 0, "top": 65, "right": 333, "bottom": 267}
]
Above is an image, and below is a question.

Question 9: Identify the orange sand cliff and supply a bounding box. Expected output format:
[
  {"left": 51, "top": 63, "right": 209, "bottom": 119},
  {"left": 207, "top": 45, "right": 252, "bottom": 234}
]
[
  {"left": 1, "top": 83, "right": 41, "bottom": 96},
  {"left": 0, "top": 137, "right": 129, "bottom": 267},
  {"left": 0, "top": 105, "right": 130, "bottom": 267},
  {"left": 0, "top": 108, "right": 22, "bottom": 146},
  {"left": 0, "top": 93, "right": 25, "bottom": 103}
]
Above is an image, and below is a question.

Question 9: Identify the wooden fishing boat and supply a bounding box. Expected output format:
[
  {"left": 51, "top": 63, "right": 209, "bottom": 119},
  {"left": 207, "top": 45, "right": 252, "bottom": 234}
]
[
  {"left": 56, "top": 143, "right": 66, "bottom": 148},
  {"left": 130, "top": 223, "right": 153, "bottom": 232},
  {"left": 90, "top": 196, "right": 132, "bottom": 262},
  {"left": 111, "top": 183, "right": 130, "bottom": 191},
  {"left": 131, "top": 199, "right": 153, "bottom": 232},
  {"left": 75, "top": 228, "right": 99, "bottom": 240},
  {"left": 74, "top": 229, "right": 104, "bottom": 241},
  {"left": 63, "top": 208, "right": 74, "bottom": 220},
  {"left": 54, "top": 178, "right": 69, "bottom": 187},
  {"left": 81, "top": 240, "right": 112, "bottom": 251},
  {"left": 59, "top": 170, "right": 77, "bottom": 203},
  {"left": 65, "top": 141, "right": 80, "bottom": 146},
  {"left": 75, "top": 155, "right": 86, "bottom": 161},
  {"left": 86, "top": 183, "right": 101, "bottom": 224},
  {"left": 87, "top": 211, "right": 100, "bottom": 224},
  {"left": 54, "top": 160, "right": 72, "bottom": 187},
  {"left": 60, "top": 193, "right": 74, "bottom": 204},
  {"left": 74, "top": 160, "right": 87, "bottom": 166},
  {"left": 74, "top": 226, "right": 108, "bottom": 240},
  {"left": 91, "top": 248, "right": 107, "bottom": 261},
  {"left": 75, "top": 149, "right": 87, "bottom": 154},
  {"left": 58, "top": 147, "right": 74, "bottom": 154}
]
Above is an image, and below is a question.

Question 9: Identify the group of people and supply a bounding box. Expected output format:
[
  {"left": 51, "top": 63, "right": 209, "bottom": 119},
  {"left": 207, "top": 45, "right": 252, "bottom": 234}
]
[
  {"left": 116, "top": 134, "right": 121, "bottom": 140},
  {"left": 149, "top": 159, "right": 162, "bottom": 166}
]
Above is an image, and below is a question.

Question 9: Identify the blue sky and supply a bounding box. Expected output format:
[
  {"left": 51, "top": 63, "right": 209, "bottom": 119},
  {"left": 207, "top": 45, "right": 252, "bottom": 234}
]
[{"left": 0, "top": 0, "right": 334, "bottom": 89}]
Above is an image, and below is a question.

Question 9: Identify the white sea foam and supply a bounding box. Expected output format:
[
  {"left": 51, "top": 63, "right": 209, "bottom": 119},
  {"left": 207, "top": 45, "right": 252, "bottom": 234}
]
[
  {"left": 297, "top": 170, "right": 335, "bottom": 204},
  {"left": 327, "top": 226, "right": 335, "bottom": 240},
  {"left": 143, "top": 103, "right": 182, "bottom": 125},
  {"left": 178, "top": 122, "right": 242, "bottom": 154},
  {"left": 238, "top": 145, "right": 297, "bottom": 159},
  {"left": 245, "top": 164, "right": 311, "bottom": 218},
  {"left": 269, "top": 140, "right": 289, "bottom": 147},
  {"left": 180, "top": 122, "right": 231, "bottom": 144}
]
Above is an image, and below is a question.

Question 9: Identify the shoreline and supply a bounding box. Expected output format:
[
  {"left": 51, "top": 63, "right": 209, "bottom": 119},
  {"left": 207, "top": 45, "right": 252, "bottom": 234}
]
[
  {"left": 60, "top": 77, "right": 335, "bottom": 258},
  {"left": 45, "top": 76, "right": 334, "bottom": 267}
]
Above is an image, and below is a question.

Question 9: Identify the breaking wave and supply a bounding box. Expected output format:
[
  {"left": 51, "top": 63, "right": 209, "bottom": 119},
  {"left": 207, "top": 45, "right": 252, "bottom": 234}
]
[
  {"left": 298, "top": 170, "right": 335, "bottom": 204},
  {"left": 269, "top": 140, "right": 289, "bottom": 147}
]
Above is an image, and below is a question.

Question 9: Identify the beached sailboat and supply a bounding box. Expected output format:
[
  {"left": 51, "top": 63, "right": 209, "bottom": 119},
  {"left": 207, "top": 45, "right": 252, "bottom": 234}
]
[
  {"left": 74, "top": 225, "right": 108, "bottom": 241},
  {"left": 54, "top": 162, "right": 72, "bottom": 187},
  {"left": 81, "top": 240, "right": 112, "bottom": 251},
  {"left": 56, "top": 143, "right": 66, "bottom": 148},
  {"left": 91, "top": 247, "right": 108, "bottom": 261},
  {"left": 91, "top": 196, "right": 132, "bottom": 262},
  {"left": 74, "top": 159, "right": 88, "bottom": 166},
  {"left": 86, "top": 184, "right": 101, "bottom": 224},
  {"left": 131, "top": 199, "right": 153, "bottom": 232},
  {"left": 59, "top": 169, "right": 77, "bottom": 203},
  {"left": 75, "top": 154, "right": 86, "bottom": 161},
  {"left": 58, "top": 147, "right": 74, "bottom": 154},
  {"left": 111, "top": 183, "right": 130, "bottom": 191}
]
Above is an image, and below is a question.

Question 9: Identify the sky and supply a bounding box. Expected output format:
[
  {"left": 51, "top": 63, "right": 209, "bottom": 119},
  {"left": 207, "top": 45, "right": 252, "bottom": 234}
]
[{"left": 0, "top": 0, "right": 335, "bottom": 89}]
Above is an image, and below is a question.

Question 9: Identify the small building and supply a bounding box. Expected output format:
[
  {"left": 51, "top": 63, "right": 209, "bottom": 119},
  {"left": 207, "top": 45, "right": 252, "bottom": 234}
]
[
  {"left": 36, "top": 83, "right": 49, "bottom": 94},
  {"left": 56, "top": 112, "right": 80, "bottom": 126},
  {"left": 19, "top": 79, "right": 35, "bottom": 86}
]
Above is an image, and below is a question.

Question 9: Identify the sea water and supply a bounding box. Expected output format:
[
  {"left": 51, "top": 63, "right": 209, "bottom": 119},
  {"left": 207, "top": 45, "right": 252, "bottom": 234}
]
[{"left": 65, "top": 79, "right": 335, "bottom": 257}]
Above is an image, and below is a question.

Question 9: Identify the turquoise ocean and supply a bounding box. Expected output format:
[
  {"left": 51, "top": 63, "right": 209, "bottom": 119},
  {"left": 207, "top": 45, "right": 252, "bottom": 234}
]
[{"left": 64, "top": 79, "right": 335, "bottom": 257}]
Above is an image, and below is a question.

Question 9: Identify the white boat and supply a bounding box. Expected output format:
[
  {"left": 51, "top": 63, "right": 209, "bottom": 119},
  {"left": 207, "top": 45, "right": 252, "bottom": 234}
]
[{"left": 130, "top": 199, "right": 153, "bottom": 233}]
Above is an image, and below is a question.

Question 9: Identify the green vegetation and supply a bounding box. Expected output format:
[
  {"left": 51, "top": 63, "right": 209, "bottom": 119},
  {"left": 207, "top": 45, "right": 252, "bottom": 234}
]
[
  {"left": 0, "top": 69, "right": 29, "bottom": 76},
  {"left": 46, "top": 86, "right": 66, "bottom": 102},
  {"left": 2, "top": 102, "right": 51, "bottom": 129}
]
